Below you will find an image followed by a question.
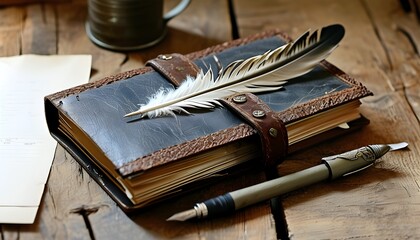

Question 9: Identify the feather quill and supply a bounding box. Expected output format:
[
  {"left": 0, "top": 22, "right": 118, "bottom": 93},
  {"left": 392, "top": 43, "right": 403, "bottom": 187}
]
[{"left": 125, "top": 24, "right": 345, "bottom": 118}]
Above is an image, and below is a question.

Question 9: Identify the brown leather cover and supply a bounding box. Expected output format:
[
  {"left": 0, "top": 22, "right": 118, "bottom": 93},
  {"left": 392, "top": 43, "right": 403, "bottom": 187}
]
[
  {"left": 147, "top": 55, "right": 288, "bottom": 168},
  {"left": 44, "top": 29, "right": 372, "bottom": 210},
  {"left": 45, "top": 30, "right": 289, "bottom": 102}
]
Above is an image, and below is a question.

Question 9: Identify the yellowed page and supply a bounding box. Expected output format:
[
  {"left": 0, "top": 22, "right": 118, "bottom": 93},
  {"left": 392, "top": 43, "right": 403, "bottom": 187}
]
[{"left": 0, "top": 55, "right": 91, "bottom": 224}]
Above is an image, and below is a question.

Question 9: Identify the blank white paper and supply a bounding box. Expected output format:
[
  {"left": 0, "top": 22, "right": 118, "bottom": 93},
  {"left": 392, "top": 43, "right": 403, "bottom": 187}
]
[{"left": 0, "top": 55, "right": 92, "bottom": 224}]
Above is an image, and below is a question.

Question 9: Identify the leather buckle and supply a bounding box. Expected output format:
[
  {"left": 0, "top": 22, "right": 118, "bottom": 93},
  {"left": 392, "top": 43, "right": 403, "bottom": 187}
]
[
  {"left": 222, "top": 93, "right": 288, "bottom": 168},
  {"left": 146, "top": 53, "right": 200, "bottom": 87}
]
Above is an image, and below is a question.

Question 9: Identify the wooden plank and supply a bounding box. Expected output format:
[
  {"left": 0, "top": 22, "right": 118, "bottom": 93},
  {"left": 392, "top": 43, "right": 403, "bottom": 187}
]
[
  {"left": 21, "top": 4, "right": 57, "bottom": 54},
  {"left": 0, "top": 0, "right": 67, "bottom": 6},
  {"left": 1, "top": 0, "right": 418, "bottom": 239},
  {"left": 0, "top": 4, "right": 57, "bottom": 56},
  {"left": 0, "top": 7, "right": 23, "bottom": 56},
  {"left": 55, "top": 1, "right": 127, "bottom": 82},
  {"left": 234, "top": 0, "right": 420, "bottom": 239},
  {"left": 364, "top": 0, "right": 420, "bottom": 120},
  {"left": 0, "top": 0, "right": 276, "bottom": 239},
  {"left": 87, "top": 170, "right": 275, "bottom": 240}
]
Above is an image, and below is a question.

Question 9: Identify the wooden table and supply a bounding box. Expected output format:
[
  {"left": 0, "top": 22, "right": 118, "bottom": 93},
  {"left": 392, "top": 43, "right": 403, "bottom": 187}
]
[{"left": 1, "top": 0, "right": 419, "bottom": 239}]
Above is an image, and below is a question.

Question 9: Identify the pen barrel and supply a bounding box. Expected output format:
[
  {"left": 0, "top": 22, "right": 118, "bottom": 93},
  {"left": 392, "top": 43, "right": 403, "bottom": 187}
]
[
  {"left": 230, "top": 164, "right": 330, "bottom": 210},
  {"left": 202, "top": 193, "right": 235, "bottom": 218},
  {"left": 322, "top": 145, "right": 388, "bottom": 179}
]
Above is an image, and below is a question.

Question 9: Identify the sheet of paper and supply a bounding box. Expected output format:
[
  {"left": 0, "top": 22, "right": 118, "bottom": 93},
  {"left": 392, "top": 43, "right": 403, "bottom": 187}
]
[{"left": 0, "top": 55, "right": 92, "bottom": 224}]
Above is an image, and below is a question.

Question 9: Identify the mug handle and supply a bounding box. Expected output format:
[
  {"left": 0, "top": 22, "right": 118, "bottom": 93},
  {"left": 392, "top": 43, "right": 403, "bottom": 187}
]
[{"left": 163, "top": 0, "right": 191, "bottom": 23}]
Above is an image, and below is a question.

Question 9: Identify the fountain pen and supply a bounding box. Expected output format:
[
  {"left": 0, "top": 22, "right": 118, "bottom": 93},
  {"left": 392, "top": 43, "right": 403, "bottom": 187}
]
[{"left": 167, "top": 142, "right": 408, "bottom": 221}]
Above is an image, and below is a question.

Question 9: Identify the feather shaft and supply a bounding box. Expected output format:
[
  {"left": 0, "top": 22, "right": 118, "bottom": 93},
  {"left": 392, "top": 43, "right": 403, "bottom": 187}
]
[{"left": 125, "top": 24, "right": 345, "bottom": 118}]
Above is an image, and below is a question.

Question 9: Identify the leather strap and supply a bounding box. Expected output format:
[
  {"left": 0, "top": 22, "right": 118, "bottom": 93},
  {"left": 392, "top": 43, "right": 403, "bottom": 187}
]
[
  {"left": 147, "top": 53, "right": 288, "bottom": 168},
  {"left": 146, "top": 53, "right": 200, "bottom": 87},
  {"left": 221, "top": 93, "right": 288, "bottom": 168}
]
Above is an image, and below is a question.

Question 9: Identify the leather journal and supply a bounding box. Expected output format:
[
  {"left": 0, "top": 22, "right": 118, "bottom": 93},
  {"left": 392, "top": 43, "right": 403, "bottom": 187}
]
[{"left": 45, "top": 29, "right": 372, "bottom": 211}]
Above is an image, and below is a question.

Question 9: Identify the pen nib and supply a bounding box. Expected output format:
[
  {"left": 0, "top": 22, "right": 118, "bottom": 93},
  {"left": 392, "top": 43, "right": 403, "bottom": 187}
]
[
  {"left": 167, "top": 209, "right": 197, "bottom": 221},
  {"left": 388, "top": 142, "right": 408, "bottom": 151}
]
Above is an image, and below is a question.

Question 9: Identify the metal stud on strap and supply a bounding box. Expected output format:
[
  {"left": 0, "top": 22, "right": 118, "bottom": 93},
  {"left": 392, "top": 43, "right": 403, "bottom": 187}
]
[
  {"left": 221, "top": 93, "right": 288, "bottom": 168},
  {"left": 158, "top": 55, "right": 173, "bottom": 60}
]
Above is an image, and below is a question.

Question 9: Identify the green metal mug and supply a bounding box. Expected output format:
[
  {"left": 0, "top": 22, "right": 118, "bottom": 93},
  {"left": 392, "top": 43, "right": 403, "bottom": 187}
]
[{"left": 86, "top": 0, "right": 191, "bottom": 51}]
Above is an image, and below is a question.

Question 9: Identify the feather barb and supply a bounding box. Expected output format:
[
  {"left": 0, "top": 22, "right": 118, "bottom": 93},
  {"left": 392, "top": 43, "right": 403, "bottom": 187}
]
[{"left": 124, "top": 24, "right": 345, "bottom": 118}]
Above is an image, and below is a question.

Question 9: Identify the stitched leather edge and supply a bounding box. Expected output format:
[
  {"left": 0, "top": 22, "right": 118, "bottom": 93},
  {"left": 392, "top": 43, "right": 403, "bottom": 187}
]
[
  {"left": 44, "top": 29, "right": 372, "bottom": 176},
  {"left": 276, "top": 61, "right": 372, "bottom": 123},
  {"left": 46, "top": 29, "right": 285, "bottom": 104},
  {"left": 117, "top": 58, "right": 372, "bottom": 176},
  {"left": 117, "top": 123, "right": 257, "bottom": 173}
]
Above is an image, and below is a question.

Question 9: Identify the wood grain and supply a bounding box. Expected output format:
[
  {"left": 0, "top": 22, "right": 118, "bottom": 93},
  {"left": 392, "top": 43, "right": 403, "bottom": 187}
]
[
  {"left": 1, "top": 0, "right": 420, "bottom": 239},
  {"left": 0, "top": 0, "right": 277, "bottom": 239},
  {"left": 0, "top": 7, "right": 23, "bottom": 56},
  {"left": 234, "top": 0, "right": 420, "bottom": 238},
  {"left": 0, "top": 0, "right": 67, "bottom": 6}
]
